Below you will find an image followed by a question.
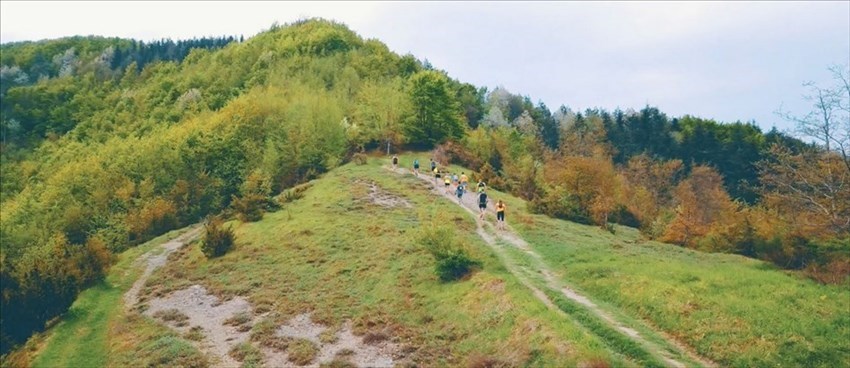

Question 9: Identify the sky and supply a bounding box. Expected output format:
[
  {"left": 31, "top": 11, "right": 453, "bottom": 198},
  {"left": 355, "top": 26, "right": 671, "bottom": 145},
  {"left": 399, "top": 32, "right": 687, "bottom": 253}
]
[{"left": 2, "top": 1, "right": 849, "bottom": 133}]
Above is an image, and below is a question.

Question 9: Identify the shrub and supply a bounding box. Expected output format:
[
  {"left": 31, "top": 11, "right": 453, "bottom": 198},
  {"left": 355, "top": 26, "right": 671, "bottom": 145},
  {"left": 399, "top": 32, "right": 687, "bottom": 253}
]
[
  {"left": 805, "top": 257, "right": 850, "bottom": 285},
  {"left": 200, "top": 217, "right": 234, "bottom": 258},
  {"left": 126, "top": 198, "right": 179, "bottom": 244},
  {"left": 233, "top": 169, "right": 274, "bottom": 222},
  {"left": 232, "top": 194, "right": 267, "bottom": 222},
  {"left": 279, "top": 182, "right": 313, "bottom": 204},
  {"left": 418, "top": 224, "right": 481, "bottom": 282},
  {"left": 528, "top": 187, "right": 592, "bottom": 225},
  {"left": 352, "top": 152, "right": 368, "bottom": 165},
  {"left": 434, "top": 141, "right": 483, "bottom": 171}
]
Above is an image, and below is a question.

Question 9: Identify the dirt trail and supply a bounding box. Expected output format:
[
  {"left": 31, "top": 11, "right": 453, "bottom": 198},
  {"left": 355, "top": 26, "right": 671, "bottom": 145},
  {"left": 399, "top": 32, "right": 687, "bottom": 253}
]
[
  {"left": 396, "top": 166, "right": 715, "bottom": 368},
  {"left": 124, "top": 227, "right": 202, "bottom": 308}
]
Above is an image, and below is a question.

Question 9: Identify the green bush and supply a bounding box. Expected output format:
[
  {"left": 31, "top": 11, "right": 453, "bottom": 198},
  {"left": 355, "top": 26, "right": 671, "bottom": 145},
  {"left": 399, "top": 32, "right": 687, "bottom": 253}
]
[
  {"left": 418, "top": 225, "right": 480, "bottom": 282},
  {"left": 200, "top": 217, "right": 234, "bottom": 258}
]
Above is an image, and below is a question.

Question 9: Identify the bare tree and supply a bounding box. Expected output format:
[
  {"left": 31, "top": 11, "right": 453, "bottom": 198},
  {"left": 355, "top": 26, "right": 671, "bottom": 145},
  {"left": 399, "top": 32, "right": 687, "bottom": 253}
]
[{"left": 777, "top": 64, "right": 850, "bottom": 173}]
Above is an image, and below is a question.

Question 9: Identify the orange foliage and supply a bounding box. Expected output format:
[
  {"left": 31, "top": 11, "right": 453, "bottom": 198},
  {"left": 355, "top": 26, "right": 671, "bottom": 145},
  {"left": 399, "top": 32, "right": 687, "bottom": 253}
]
[
  {"left": 125, "top": 197, "right": 178, "bottom": 243},
  {"left": 661, "top": 166, "right": 741, "bottom": 249},
  {"left": 621, "top": 154, "right": 683, "bottom": 227},
  {"left": 538, "top": 154, "right": 621, "bottom": 226},
  {"left": 758, "top": 147, "right": 850, "bottom": 239}
]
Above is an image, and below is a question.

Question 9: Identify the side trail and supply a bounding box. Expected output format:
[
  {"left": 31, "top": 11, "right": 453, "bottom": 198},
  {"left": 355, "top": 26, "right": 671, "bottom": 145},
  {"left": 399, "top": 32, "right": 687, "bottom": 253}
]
[{"left": 391, "top": 166, "right": 716, "bottom": 368}]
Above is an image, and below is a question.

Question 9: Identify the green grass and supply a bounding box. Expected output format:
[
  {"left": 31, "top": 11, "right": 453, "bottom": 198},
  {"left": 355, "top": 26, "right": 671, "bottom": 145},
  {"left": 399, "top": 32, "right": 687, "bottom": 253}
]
[
  {"left": 31, "top": 228, "right": 206, "bottom": 368},
  {"left": 401, "top": 152, "right": 850, "bottom": 367},
  {"left": 409, "top": 152, "right": 850, "bottom": 367},
  {"left": 146, "top": 157, "right": 625, "bottom": 367},
  {"left": 515, "top": 219, "right": 850, "bottom": 367}
]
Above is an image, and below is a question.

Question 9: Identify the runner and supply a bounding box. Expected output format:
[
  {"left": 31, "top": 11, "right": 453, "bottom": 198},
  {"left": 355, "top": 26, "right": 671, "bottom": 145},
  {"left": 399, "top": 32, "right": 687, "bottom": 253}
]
[
  {"left": 456, "top": 183, "right": 465, "bottom": 203},
  {"left": 477, "top": 179, "right": 487, "bottom": 193},
  {"left": 478, "top": 190, "right": 488, "bottom": 220},
  {"left": 495, "top": 199, "right": 507, "bottom": 230},
  {"left": 434, "top": 166, "right": 441, "bottom": 183},
  {"left": 430, "top": 158, "right": 437, "bottom": 173},
  {"left": 413, "top": 158, "right": 420, "bottom": 176},
  {"left": 392, "top": 155, "right": 399, "bottom": 170},
  {"left": 451, "top": 172, "right": 459, "bottom": 187},
  {"left": 444, "top": 174, "right": 452, "bottom": 194}
]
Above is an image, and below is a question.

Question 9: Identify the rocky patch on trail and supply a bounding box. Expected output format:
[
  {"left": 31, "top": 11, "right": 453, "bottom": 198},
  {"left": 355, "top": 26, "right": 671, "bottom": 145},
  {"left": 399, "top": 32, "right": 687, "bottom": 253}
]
[{"left": 141, "top": 284, "right": 403, "bottom": 367}]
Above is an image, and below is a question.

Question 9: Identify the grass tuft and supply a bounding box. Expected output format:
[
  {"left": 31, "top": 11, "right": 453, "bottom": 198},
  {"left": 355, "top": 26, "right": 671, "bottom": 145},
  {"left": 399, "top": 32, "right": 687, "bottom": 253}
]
[
  {"left": 228, "top": 341, "right": 263, "bottom": 367},
  {"left": 183, "top": 326, "right": 205, "bottom": 341},
  {"left": 287, "top": 338, "right": 319, "bottom": 366},
  {"left": 223, "top": 311, "right": 253, "bottom": 332},
  {"left": 153, "top": 309, "right": 190, "bottom": 327}
]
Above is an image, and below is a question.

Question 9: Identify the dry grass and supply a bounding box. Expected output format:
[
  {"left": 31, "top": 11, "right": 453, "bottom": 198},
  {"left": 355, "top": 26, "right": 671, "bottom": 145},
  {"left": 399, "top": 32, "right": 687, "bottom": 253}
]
[
  {"left": 320, "top": 358, "right": 357, "bottom": 368},
  {"left": 362, "top": 331, "right": 389, "bottom": 345},
  {"left": 184, "top": 326, "right": 205, "bottom": 341},
  {"left": 466, "top": 353, "right": 511, "bottom": 368},
  {"left": 249, "top": 316, "right": 290, "bottom": 352},
  {"left": 223, "top": 311, "right": 253, "bottom": 332},
  {"left": 287, "top": 338, "right": 319, "bottom": 366},
  {"left": 153, "top": 309, "right": 190, "bottom": 327},
  {"left": 228, "top": 341, "right": 263, "bottom": 366}
]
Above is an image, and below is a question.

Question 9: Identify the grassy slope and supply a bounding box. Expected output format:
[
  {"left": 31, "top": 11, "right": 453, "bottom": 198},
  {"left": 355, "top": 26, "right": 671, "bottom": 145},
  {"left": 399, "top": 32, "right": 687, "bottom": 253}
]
[
  {"left": 30, "top": 229, "right": 207, "bottom": 368},
  {"left": 27, "top": 153, "right": 849, "bottom": 367},
  {"left": 143, "top": 157, "right": 627, "bottom": 367},
  {"left": 519, "top": 220, "right": 850, "bottom": 367},
  {"left": 400, "top": 153, "right": 850, "bottom": 368}
]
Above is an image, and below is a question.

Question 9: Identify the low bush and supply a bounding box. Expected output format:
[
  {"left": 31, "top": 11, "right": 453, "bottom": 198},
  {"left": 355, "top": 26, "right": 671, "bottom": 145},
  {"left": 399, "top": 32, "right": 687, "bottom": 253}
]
[
  {"left": 232, "top": 194, "right": 268, "bottom": 222},
  {"left": 200, "top": 217, "right": 234, "bottom": 258},
  {"left": 418, "top": 224, "right": 481, "bottom": 282}
]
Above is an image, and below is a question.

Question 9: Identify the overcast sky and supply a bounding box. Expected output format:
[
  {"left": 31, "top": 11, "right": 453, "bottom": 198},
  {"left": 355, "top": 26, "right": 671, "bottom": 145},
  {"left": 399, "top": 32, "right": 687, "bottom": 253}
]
[{"left": 2, "top": 1, "right": 848, "bottom": 132}]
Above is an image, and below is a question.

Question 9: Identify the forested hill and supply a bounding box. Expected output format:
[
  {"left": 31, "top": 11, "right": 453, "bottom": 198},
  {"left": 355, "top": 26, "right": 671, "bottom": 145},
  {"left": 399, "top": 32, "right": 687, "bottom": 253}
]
[{"left": 0, "top": 18, "right": 847, "bottom": 355}]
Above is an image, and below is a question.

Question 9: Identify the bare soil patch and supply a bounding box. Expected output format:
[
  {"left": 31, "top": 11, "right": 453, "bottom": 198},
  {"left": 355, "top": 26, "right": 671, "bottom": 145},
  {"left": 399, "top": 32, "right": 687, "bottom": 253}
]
[{"left": 354, "top": 179, "right": 412, "bottom": 209}]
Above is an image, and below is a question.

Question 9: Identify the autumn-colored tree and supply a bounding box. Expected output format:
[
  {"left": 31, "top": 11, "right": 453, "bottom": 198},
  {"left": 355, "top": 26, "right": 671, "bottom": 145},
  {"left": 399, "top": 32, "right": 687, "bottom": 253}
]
[
  {"left": 621, "top": 154, "right": 683, "bottom": 227},
  {"left": 661, "top": 165, "right": 740, "bottom": 249},
  {"left": 757, "top": 145, "right": 850, "bottom": 239},
  {"left": 534, "top": 154, "right": 621, "bottom": 226}
]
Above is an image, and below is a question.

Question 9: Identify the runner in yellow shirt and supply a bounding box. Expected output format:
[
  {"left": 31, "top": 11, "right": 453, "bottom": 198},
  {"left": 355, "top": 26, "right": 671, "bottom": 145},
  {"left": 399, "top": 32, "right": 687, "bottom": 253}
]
[{"left": 495, "top": 199, "right": 507, "bottom": 230}]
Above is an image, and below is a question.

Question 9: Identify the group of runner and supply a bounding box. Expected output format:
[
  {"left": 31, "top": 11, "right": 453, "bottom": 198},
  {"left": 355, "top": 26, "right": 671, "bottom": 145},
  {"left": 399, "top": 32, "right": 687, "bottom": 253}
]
[{"left": 392, "top": 155, "right": 507, "bottom": 230}]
